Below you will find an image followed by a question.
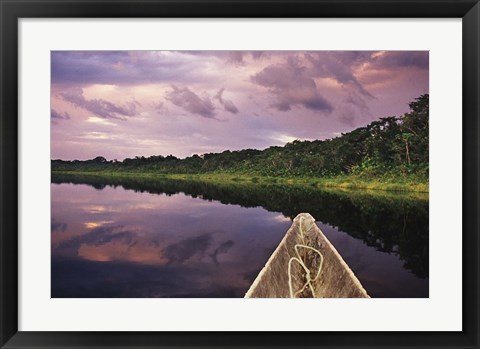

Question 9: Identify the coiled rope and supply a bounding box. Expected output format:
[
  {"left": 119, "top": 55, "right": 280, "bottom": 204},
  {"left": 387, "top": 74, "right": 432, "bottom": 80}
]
[{"left": 287, "top": 217, "right": 324, "bottom": 298}]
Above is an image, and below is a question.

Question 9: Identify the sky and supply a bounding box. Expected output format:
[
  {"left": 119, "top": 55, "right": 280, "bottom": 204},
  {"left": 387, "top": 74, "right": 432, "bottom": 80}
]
[{"left": 51, "top": 51, "right": 429, "bottom": 160}]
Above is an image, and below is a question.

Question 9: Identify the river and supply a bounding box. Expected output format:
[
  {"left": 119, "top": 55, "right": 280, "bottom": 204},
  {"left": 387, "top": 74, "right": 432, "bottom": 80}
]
[{"left": 51, "top": 174, "right": 429, "bottom": 298}]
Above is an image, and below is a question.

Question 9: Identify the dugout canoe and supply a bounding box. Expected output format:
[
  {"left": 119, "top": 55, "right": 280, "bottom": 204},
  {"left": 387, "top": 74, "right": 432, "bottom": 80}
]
[{"left": 245, "top": 213, "right": 370, "bottom": 298}]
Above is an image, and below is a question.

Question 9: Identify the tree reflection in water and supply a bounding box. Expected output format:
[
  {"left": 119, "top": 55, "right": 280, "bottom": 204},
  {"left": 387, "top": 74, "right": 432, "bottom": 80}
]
[{"left": 51, "top": 174, "right": 428, "bottom": 297}]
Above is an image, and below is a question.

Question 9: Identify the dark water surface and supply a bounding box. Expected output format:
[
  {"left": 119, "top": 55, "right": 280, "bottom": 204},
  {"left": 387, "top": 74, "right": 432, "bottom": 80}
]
[{"left": 51, "top": 174, "right": 429, "bottom": 298}]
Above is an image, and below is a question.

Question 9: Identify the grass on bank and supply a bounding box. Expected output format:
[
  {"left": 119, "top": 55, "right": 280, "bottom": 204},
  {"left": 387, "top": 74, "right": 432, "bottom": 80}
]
[{"left": 51, "top": 170, "right": 429, "bottom": 193}]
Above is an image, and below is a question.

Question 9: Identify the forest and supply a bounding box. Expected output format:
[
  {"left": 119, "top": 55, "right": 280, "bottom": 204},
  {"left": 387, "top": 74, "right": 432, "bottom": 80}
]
[{"left": 52, "top": 94, "right": 429, "bottom": 189}]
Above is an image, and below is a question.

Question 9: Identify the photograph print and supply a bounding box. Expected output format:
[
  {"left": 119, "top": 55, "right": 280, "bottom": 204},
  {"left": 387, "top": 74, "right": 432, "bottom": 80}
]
[{"left": 51, "top": 51, "right": 429, "bottom": 298}]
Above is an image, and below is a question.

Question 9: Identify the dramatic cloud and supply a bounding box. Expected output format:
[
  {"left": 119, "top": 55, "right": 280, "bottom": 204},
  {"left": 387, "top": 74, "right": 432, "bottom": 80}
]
[
  {"left": 306, "top": 51, "right": 374, "bottom": 97},
  {"left": 182, "top": 51, "right": 266, "bottom": 65},
  {"left": 52, "top": 51, "right": 132, "bottom": 85},
  {"left": 52, "top": 51, "right": 204, "bottom": 85},
  {"left": 51, "top": 50, "right": 429, "bottom": 160},
  {"left": 371, "top": 51, "right": 429, "bottom": 70},
  {"left": 337, "top": 91, "right": 371, "bottom": 126},
  {"left": 215, "top": 88, "right": 239, "bottom": 114},
  {"left": 225, "top": 51, "right": 245, "bottom": 65},
  {"left": 251, "top": 56, "right": 333, "bottom": 113},
  {"left": 222, "top": 51, "right": 266, "bottom": 64},
  {"left": 51, "top": 109, "right": 71, "bottom": 121},
  {"left": 60, "top": 88, "right": 138, "bottom": 120},
  {"left": 165, "top": 85, "right": 216, "bottom": 118}
]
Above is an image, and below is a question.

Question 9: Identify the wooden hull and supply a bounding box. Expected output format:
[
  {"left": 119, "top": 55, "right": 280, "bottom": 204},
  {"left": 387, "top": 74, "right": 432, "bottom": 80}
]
[{"left": 245, "top": 213, "right": 369, "bottom": 298}]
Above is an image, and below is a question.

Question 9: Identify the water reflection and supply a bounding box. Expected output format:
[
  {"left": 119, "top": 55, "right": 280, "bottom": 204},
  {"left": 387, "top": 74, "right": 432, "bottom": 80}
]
[{"left": 51, "top": 174, "right": 428, "bottom": 298}]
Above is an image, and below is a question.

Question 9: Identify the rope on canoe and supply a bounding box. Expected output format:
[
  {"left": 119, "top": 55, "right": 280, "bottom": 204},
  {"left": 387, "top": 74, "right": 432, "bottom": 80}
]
[{"left": 288, "top": 216, "right": 324, "bottom": 298}]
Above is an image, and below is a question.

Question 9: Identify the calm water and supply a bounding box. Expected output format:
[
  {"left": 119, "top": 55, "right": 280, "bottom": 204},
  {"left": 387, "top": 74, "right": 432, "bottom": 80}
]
[{"left": 51, "top": 175, "right": 429, "bottom": 298}]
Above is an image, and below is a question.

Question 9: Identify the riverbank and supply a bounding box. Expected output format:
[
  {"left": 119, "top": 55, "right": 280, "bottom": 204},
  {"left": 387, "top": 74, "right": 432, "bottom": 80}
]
[{"left": 51, "top": 171, "right": 428, "bottom": 193}]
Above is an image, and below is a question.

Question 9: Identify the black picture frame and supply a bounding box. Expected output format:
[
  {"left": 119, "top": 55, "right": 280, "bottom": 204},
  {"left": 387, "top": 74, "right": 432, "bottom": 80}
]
[{"left": 1, "top": 0, "right": 479, "bottom": 348}]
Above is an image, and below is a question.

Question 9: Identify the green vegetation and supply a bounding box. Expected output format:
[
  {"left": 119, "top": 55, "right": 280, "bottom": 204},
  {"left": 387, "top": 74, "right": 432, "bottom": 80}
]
[{"left": 52, "top": 95, "right": 429, "bottom": 192}]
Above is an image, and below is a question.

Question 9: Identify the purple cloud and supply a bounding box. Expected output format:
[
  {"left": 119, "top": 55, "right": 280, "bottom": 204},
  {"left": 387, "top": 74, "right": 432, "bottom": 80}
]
[
  {"left": 226, "top": 51, "right": 245, "bottom": 65},
  {"left": 251, "top": 56, "right": 333, "bottom": 113},
  {"left": 372, "top": 51, "right": 429, "bottom": 70},
  {"left": 60, "top": 88, "right": 138, "bottom": 120},
  {"left": 337, "top": 91, "right": 371, "bottom": 126},
  {"left": 50, "top": 51, "right": 429, "bottom": 161},
  {"left": 51, "top": 51, "right": 200, "bottom": 85},
  {"left": 215, "top": 88, "right": 239, "bottom": 114},
  {"left": 306, "top": 52, "right": 374, "bottom": 98},
  {"left": 182, "top": 51, "right": 266, "bottom": 65},
  {"left": 51, "top": 109, "right": 71, "bottom": 120},
  {"left": 165, "top": 85, "right": 216, "bottom": 119}
]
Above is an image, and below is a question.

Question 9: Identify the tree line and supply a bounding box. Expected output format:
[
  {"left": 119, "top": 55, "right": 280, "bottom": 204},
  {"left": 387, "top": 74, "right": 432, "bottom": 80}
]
[{"left": 52, "top": 94, "right": 428, "bottom": 181}]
